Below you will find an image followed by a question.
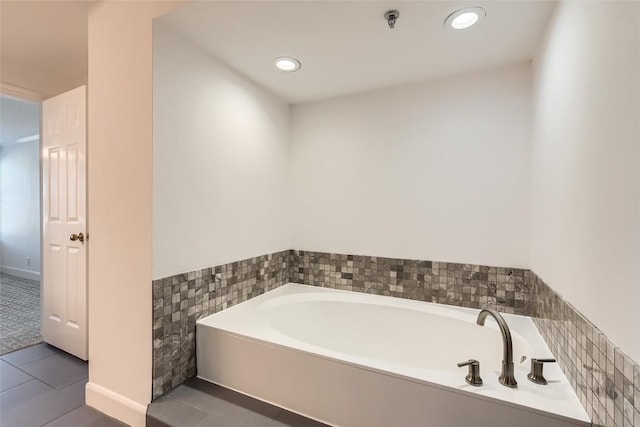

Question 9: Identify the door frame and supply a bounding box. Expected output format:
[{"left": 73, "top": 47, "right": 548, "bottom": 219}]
[
  {"left": 1, "top": 82, "right": 89, "bottom": 359},
  {"left": 0, "top": 82, "right": 44, "bottom": 103}
]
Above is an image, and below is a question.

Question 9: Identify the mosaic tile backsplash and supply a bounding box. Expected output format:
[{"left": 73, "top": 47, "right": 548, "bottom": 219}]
[
  {"left": 152, "top": 249, "right": 639, "bottom": 427},
  {"left": 151, "top": 250, "right": 289, "bottom": 399},
  {"left": 289, "top": 250, "right": 533, "bottom": 315},
  {"left": 152, "top": 249, "right": 533, "bottom": 399},
  {"left": 532, "top": 272, "right": 639, "bottom": 427}
]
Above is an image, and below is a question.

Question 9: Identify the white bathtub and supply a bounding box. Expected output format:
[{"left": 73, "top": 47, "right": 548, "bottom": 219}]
[{"left": 196, "top": 283, "right": 590, "bottom": 427}]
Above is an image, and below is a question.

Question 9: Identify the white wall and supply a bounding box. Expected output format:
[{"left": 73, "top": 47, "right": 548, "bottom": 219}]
[
  {"left": 291, "top": 63, "right": 532, "bottom": 268},
  {"left": 86, "top": 3, "right": 183, "bottom": 426},
  {"left": 152, "top": 23, "right": 291, "bottom": 280},
  {"left": 0, "top": 140, "right": 41, "bottom": 280},
  {"left": 531, "top": 1, "right": 640, "bottom": 363}
]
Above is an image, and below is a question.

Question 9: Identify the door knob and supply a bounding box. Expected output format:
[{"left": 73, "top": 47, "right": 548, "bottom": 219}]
[{"left": 70, "top": 233, "right": 85, "bottom": 243}]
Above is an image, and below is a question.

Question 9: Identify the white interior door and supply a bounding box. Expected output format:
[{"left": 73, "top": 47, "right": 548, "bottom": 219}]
[{"left": 41, "top": 86, "right": 87, "bottom": 360}]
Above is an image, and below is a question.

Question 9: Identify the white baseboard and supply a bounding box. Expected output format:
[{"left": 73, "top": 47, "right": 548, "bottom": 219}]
[
  {"left": 85, "top": 382, "right": 148, "bottom": 427},
  {"left": 0, "top": 265, "right": 41, "bottom": 282}
]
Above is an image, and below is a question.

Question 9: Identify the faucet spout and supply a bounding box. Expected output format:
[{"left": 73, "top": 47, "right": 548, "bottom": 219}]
[{"left": 477, "top": 308, "right": 517, "bottom": 388}]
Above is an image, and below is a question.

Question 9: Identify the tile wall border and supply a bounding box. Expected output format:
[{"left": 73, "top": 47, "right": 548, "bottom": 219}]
[
  {"left": 532, "top": 272, "right": 639, "bottom": 427},
  {"left": 151, "top": 250, "right": 289, "bottom": 399}
]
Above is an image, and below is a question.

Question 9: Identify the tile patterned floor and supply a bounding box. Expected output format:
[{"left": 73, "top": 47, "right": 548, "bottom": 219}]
[
  {"left": 0, "top": 343, "right": 124, "bottom": 427},
  {"left": 147, "top": 378, "right": 329, "bottom": 427},
  {"left": 0, "top": 273, "right": 42, "bottom": 355}
]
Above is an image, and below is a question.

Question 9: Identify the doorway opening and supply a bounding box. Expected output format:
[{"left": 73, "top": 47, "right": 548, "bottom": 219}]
[{"left": 0, "top": 94, "right": 42, "bottom": 355}]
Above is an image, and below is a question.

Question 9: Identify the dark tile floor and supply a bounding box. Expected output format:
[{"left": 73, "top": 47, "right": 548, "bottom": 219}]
[
  {"left": 147, "top": 378, "right": 329, "bottom": 427},
  {"left": 0, "top": 343, "right": 124, "bottom": 427}
]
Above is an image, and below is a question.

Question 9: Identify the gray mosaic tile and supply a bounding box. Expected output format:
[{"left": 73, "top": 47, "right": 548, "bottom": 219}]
[
  {"left": 151, "top": 251, "right": 289, "bottom": 399},
  {"left": 289, "top": 250, "right": 532, "bottom": 316},
  {"left": 531, "top": 271, "right": 639, "bottom": 427}
]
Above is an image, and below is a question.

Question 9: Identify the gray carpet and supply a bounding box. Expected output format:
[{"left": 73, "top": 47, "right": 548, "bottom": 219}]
[{"left": 0, "top": 273, "right": 42, "bottom": 355}]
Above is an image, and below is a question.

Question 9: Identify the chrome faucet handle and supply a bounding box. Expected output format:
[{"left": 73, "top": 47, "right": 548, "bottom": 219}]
[
  {"left": 457, "top": 359, "right": 483, "bottom": 386},
  {"left": 527, "top": 358, "right": 556, "bottom": 385}
]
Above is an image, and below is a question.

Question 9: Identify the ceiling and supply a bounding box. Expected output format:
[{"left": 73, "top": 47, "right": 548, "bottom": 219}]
[
  {"left": 160, "top": 1, "right": 557, "bottom": 104},
  {"left": 0, "top": 1, "right": 89, "bottom": 95},
  {"left": 0, "top": 96, "right": 40, "bottom": 146}
]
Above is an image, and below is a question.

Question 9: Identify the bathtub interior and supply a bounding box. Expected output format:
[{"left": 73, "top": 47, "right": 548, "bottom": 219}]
[{"left": 262, "top": 295, "right": 530, "bottom": 374}]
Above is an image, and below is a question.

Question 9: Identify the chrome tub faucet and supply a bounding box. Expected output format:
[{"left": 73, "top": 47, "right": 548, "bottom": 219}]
[{"left": 476, "top": 308, "right": 518, "bottom": 388}]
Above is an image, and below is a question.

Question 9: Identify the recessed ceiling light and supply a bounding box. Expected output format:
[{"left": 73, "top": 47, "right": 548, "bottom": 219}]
[
  {"left": 274, "top": 57, "right": 301, "bottom": 72},
  {"left": 445, "top": 7, "right": 486, "bottom": 30}
]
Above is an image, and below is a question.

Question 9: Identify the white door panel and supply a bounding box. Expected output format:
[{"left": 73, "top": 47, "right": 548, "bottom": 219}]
[{"left": 42, "top": 86, "right": 87, "bottom": 360}]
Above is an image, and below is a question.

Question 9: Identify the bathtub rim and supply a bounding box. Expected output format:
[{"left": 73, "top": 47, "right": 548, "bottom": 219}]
[{"left": 198, "top": 325, "right": 590, "bottom": 427}]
